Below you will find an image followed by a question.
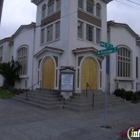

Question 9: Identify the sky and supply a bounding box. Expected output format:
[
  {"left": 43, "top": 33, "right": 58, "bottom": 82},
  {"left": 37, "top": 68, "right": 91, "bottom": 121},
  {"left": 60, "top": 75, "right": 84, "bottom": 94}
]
[{"left": 0, "top": 0, "right": 140, "bottom": 39}]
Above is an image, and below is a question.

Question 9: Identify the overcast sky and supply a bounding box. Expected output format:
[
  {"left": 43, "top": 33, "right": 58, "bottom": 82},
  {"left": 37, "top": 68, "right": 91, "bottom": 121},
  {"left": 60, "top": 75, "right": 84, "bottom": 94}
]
[{"left": 0, "top": 0, "right": 140, "bottom": 39}]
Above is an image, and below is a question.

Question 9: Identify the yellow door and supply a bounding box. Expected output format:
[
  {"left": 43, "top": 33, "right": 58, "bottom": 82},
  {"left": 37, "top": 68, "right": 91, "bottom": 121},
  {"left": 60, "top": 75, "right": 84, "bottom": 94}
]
[
  {"left": 42, "top": 58, "right": 55, "bottom": 89},
  {"left": 81, "top": 58, "right": 97, "bottom": 89}
]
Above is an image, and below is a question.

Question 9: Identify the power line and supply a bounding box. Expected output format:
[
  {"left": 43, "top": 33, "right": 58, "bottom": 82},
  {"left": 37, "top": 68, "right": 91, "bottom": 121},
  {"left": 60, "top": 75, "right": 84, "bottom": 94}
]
[
  {"left": 115, "top": 0, "right": 140, "bottom": 10},
  {"left": 8, "top": 10, "right": 79, "bottom": 37},
  {"left": 127, "top": 0, "right": 140, "bottom": 6},
  {"left": 2, "top": 0, "right": 140, "bottom": 39}
]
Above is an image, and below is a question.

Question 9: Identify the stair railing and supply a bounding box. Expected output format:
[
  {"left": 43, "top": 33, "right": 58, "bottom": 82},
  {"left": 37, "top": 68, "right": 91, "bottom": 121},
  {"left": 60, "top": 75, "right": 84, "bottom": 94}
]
[
  {"left": 86, "top": 83, "right": 94, "bottom": 107},
  {"left": 26, "top": 81, "right": 42, "bottom": 101}
]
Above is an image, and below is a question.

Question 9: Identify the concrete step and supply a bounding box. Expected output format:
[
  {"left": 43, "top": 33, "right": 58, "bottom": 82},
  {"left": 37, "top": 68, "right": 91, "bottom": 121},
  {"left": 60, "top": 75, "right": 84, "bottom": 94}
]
[
  {"left": 69, "top": 96, "right": 123, "bottom": 102},
  {"left": 67, "top": 96, "right": 123, "bottom": 102},
  {"left": 65, "top": 99, "right": 125, "bottom": 110},
  {"left": 73, "top": 92, "right": 122, "bottom": 99},
  {"left": 12, "top": 97, "right": 63, "bottom": 110},
  {"left": 12, "top": 90, "right": 64, "bottom": 110},
  {"left": 29, "top": 90, "right": 60, "bottom": 95},
  {"left": 64, "top": 92, "right": 130, "bottom": 111},
  {"left": 21, "top": 92, "right": 62, "bottom": 98},
  {"left": 17, "top": 93, "right": 64, "bottom": 102},
  {"left": 13, "top": 96, "right": 64, "bottom": 106},
  {"left": 13, "top": 89, "right": 131, "bottom": 112}
]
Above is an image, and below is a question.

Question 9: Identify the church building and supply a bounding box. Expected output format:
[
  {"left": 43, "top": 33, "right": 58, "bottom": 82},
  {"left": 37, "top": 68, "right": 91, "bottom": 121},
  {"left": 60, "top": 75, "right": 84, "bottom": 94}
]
[{"left": 0, "top": 0, "right": 140, "bottom": 98}]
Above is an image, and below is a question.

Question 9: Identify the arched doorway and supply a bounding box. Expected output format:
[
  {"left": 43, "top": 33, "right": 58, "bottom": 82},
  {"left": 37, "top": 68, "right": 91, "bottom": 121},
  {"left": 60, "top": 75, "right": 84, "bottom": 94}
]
[
  {"left": 81, "top": 58, "right": 97, "bottom": 90},
  {"left": 42, "top": 58, "right": 55, "bottom": 89}
]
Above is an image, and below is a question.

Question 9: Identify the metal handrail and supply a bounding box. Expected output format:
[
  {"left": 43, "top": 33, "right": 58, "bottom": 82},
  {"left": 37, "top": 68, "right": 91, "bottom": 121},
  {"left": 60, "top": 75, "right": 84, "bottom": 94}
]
[
  {"left": 86, "top": 83, "right": 94, "bottom": 107},
  {"left": 26, "top": 81, "right": 42, "bottom": 101}
]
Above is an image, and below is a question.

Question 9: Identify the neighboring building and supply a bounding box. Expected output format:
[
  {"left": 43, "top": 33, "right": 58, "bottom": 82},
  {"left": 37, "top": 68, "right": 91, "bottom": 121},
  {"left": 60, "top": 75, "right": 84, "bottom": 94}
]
[
  {"left": 0, "top": 0, "right": 140, "bottom": 97},
  {"left": 11, "top": 22, "right": 36, "bottom": 88},
  {"left": 107, "top": 21, "right": 140, "bottom": 93},
  {"left": 0, "top": 22, "right": 35, "bottom": 88},
  {"left": 0, "top": 37, "right": 13, "bottom": 86},
  {"left": 0, "top": 0, "right": 4, "bottom": 24}
]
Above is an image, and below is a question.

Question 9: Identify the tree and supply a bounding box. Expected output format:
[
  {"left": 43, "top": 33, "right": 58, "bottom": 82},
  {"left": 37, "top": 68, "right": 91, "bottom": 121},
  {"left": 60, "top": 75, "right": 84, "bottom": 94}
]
[{"left": 0, "top": 60, "right": 21, "bottom": 88}]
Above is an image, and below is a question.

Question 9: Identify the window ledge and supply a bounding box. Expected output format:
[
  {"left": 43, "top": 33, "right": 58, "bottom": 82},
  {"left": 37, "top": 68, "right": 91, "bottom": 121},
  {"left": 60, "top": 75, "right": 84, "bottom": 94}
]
[
  {"left": 40, "top": 39, "right": 60, "bottom": 46},
  {"left": 77, "top": 38, "right": 95, "bottom": 45},
  {"left": 42, "top": 10, "right": 61, "bottom": 21},
  {"left": 19, "top": 76, "right": 28, "bottom": 79},
  {"left": 77, "top": 37, "right": 84, "bottom": 41},
  {"left": 78, "top": 8, "right": 101, "bottom": 21},
  {"left": 115, "top": 78, "right": 134, "bottom": 82}
]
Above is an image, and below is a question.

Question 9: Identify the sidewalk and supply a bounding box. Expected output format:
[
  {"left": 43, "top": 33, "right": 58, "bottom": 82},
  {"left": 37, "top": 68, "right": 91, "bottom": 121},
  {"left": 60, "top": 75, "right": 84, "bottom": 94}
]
[{"left": 0, "top": 99, "right": 139, "bottom": 140}]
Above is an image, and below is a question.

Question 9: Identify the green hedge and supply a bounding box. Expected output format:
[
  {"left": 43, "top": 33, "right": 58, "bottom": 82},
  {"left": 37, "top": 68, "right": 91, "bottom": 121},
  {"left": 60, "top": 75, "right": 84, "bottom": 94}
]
[
  {"left": 113, "top": 88, "right": 126, "bottom": 98},
  {"left": 114, "top": 89, "right": 140, "bottom": 102},
  {"left": 125, "top": 91, "right": 134, "bottom": 101}
]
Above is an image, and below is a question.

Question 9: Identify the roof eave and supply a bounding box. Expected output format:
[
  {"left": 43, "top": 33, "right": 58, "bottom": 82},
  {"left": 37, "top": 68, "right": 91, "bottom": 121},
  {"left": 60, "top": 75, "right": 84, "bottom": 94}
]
[
  {"left": 34, "top": 47, "right": 63, "bottom": 58},
  {"left": 72, "top": 47, "right": 105, "bottom": 59},
  {"left": 107, "top": 21, "right": 139, "bottom": 37},
  {"left": 101, "top": 0, "right": 113, "bottom": 4},
  {"left": 31, "top": 0, "right": 43, "bottom": 5},
  {"left": 12, "top": 22, "right": 36, "bottom": 38},
  {"left": 0, "top": 37, "right": 13, "bottom": 44}
]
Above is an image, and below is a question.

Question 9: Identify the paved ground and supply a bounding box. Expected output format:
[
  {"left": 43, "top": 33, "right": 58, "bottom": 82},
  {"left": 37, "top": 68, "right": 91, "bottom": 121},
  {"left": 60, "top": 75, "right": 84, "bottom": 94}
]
[{"left": 0, "top": 99, "right": 140, "bottom": 140}]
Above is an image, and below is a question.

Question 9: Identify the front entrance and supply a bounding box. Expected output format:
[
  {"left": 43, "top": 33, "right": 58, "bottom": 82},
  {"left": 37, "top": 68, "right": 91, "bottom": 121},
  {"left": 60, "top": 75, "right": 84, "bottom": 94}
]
[
  {"left": 81, "top": 58, "right": 97, "bottom": 90},
  {"left": 42, "top": 58, "right": 55, "bottom": 89}
]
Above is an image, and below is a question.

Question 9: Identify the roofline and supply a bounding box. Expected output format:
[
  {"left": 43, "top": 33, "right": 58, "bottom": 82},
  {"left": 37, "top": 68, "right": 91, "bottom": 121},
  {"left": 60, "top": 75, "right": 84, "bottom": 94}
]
[
  {"left": 0, "top": 37, "right": 13, "bottom": 44},
  {"left": 31, "top": 0, "right": 43, "bottom": 5},
  {"left": 72, "top": 47, "right": 105, "bottom": 59},
  {"left": 34, "top": 46, "right": 64, "bottom": 58},
  {"left": 101, "top": 0, "right": 113, "bottom": 4},
  {"left": 107, "top": 20, "right": 139, "bottom": 37},
  {"left": 12, "top": 22, "right": 36, "bottom": 38}
]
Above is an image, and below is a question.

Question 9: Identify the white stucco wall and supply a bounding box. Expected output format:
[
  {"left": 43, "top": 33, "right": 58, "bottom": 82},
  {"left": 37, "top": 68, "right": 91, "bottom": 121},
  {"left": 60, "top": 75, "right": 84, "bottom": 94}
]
[
  {"left": 13, "top": 27, "right": 35, "bottom": 89},
  {"left": 0, "top": 41, "right": 11, "bottom": 62},
  {"left": 33, "top": 0, "right": 109, "bottom": 93},
  {"left": 34, "top": 0, "right": 70, "bottom": 66},
  {"left": 0, "top": 41, "right": 11, "bottom": 87},
  {"left": 109, "top": 25, "right": 139, "bottom": 93}
]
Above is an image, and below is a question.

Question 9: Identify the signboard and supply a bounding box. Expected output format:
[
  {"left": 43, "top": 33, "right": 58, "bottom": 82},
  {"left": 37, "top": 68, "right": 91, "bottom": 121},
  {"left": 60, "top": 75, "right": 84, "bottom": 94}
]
[
  {"left": 100, "top": 41, "right": 113, "bottom": 49},
  {"left": 97, "top": 47, "right": 118, "bottom": 56},
  {"left": 61, "top": 74, "right": 74, "bottom": 91}
]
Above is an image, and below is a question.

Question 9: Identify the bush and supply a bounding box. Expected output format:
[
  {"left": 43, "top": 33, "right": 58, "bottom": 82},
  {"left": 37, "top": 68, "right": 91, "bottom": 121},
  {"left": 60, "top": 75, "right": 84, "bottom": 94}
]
[
  {"left": 132, "top": 94, "right": 140, "bottom": 101},
  {"left": 125, "top": 91, "right": 134, "bottom": 101},
  {"left": 135, "top": 91, "right": 140, "bottom": 97},
  {"left": 132, "top": 91, "right": 140, "bottom": 101},
  {"left": 114, "top": 88, "right": 126, "bottom": 98}
]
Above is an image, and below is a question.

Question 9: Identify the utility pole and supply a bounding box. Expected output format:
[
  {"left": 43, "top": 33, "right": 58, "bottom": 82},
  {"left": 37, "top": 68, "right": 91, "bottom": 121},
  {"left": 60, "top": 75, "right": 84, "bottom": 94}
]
[{"left": 0, "top": 0, "right": 4, "bottom": 25}]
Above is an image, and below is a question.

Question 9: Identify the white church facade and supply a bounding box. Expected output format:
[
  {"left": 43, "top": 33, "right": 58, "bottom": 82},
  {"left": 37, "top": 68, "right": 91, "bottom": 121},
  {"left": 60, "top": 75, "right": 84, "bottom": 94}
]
[{"left": 0, "top": 0, "right": 140, "bottom": 96}]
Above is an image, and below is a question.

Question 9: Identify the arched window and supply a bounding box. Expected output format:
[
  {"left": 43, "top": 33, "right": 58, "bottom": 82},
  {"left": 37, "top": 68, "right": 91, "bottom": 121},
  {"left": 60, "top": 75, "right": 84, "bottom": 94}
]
[
  {"left": 96, "top": 3, "right": 101, "bottom": 18},
  {"left": 56, "top": 0, "right": 61, "bottom": 10},
  {"left": 117, "top": 47, "right": 131, "bottom": 77},
  {"left": 47, "top": 0, "right": 61, "bottom": 16},
  {"left": 86, "top": 0, "right": 94, "bottom": 14},
  {"left": 42, "top": 4, "right": 46, "bottom": 19},
  {"left": 17, "top": 47, "right": 27, "bottom": 75},
  {"left": 78, "top": 0, "right": 84, "bottom": 9},
  {"left": 48, "top": 1, "right": 54, "bottom": 15}
]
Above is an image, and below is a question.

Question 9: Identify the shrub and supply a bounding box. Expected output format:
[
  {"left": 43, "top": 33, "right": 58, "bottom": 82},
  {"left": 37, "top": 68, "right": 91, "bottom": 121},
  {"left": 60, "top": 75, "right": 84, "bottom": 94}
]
[
  {"left": 132, "top": 94, "right": 140, "bottom": 101},
  {"left": 114, "top": 88, "right": 126, "bottom": 98},
  {"left": 132, "top": 91, "right": 140, "bottom": 101},
  {"left": 135, "top": 91, "right": 140, "bottom": 97},
  {"left": 125, "top": 91, "right": 134, "bottom": 101}
]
